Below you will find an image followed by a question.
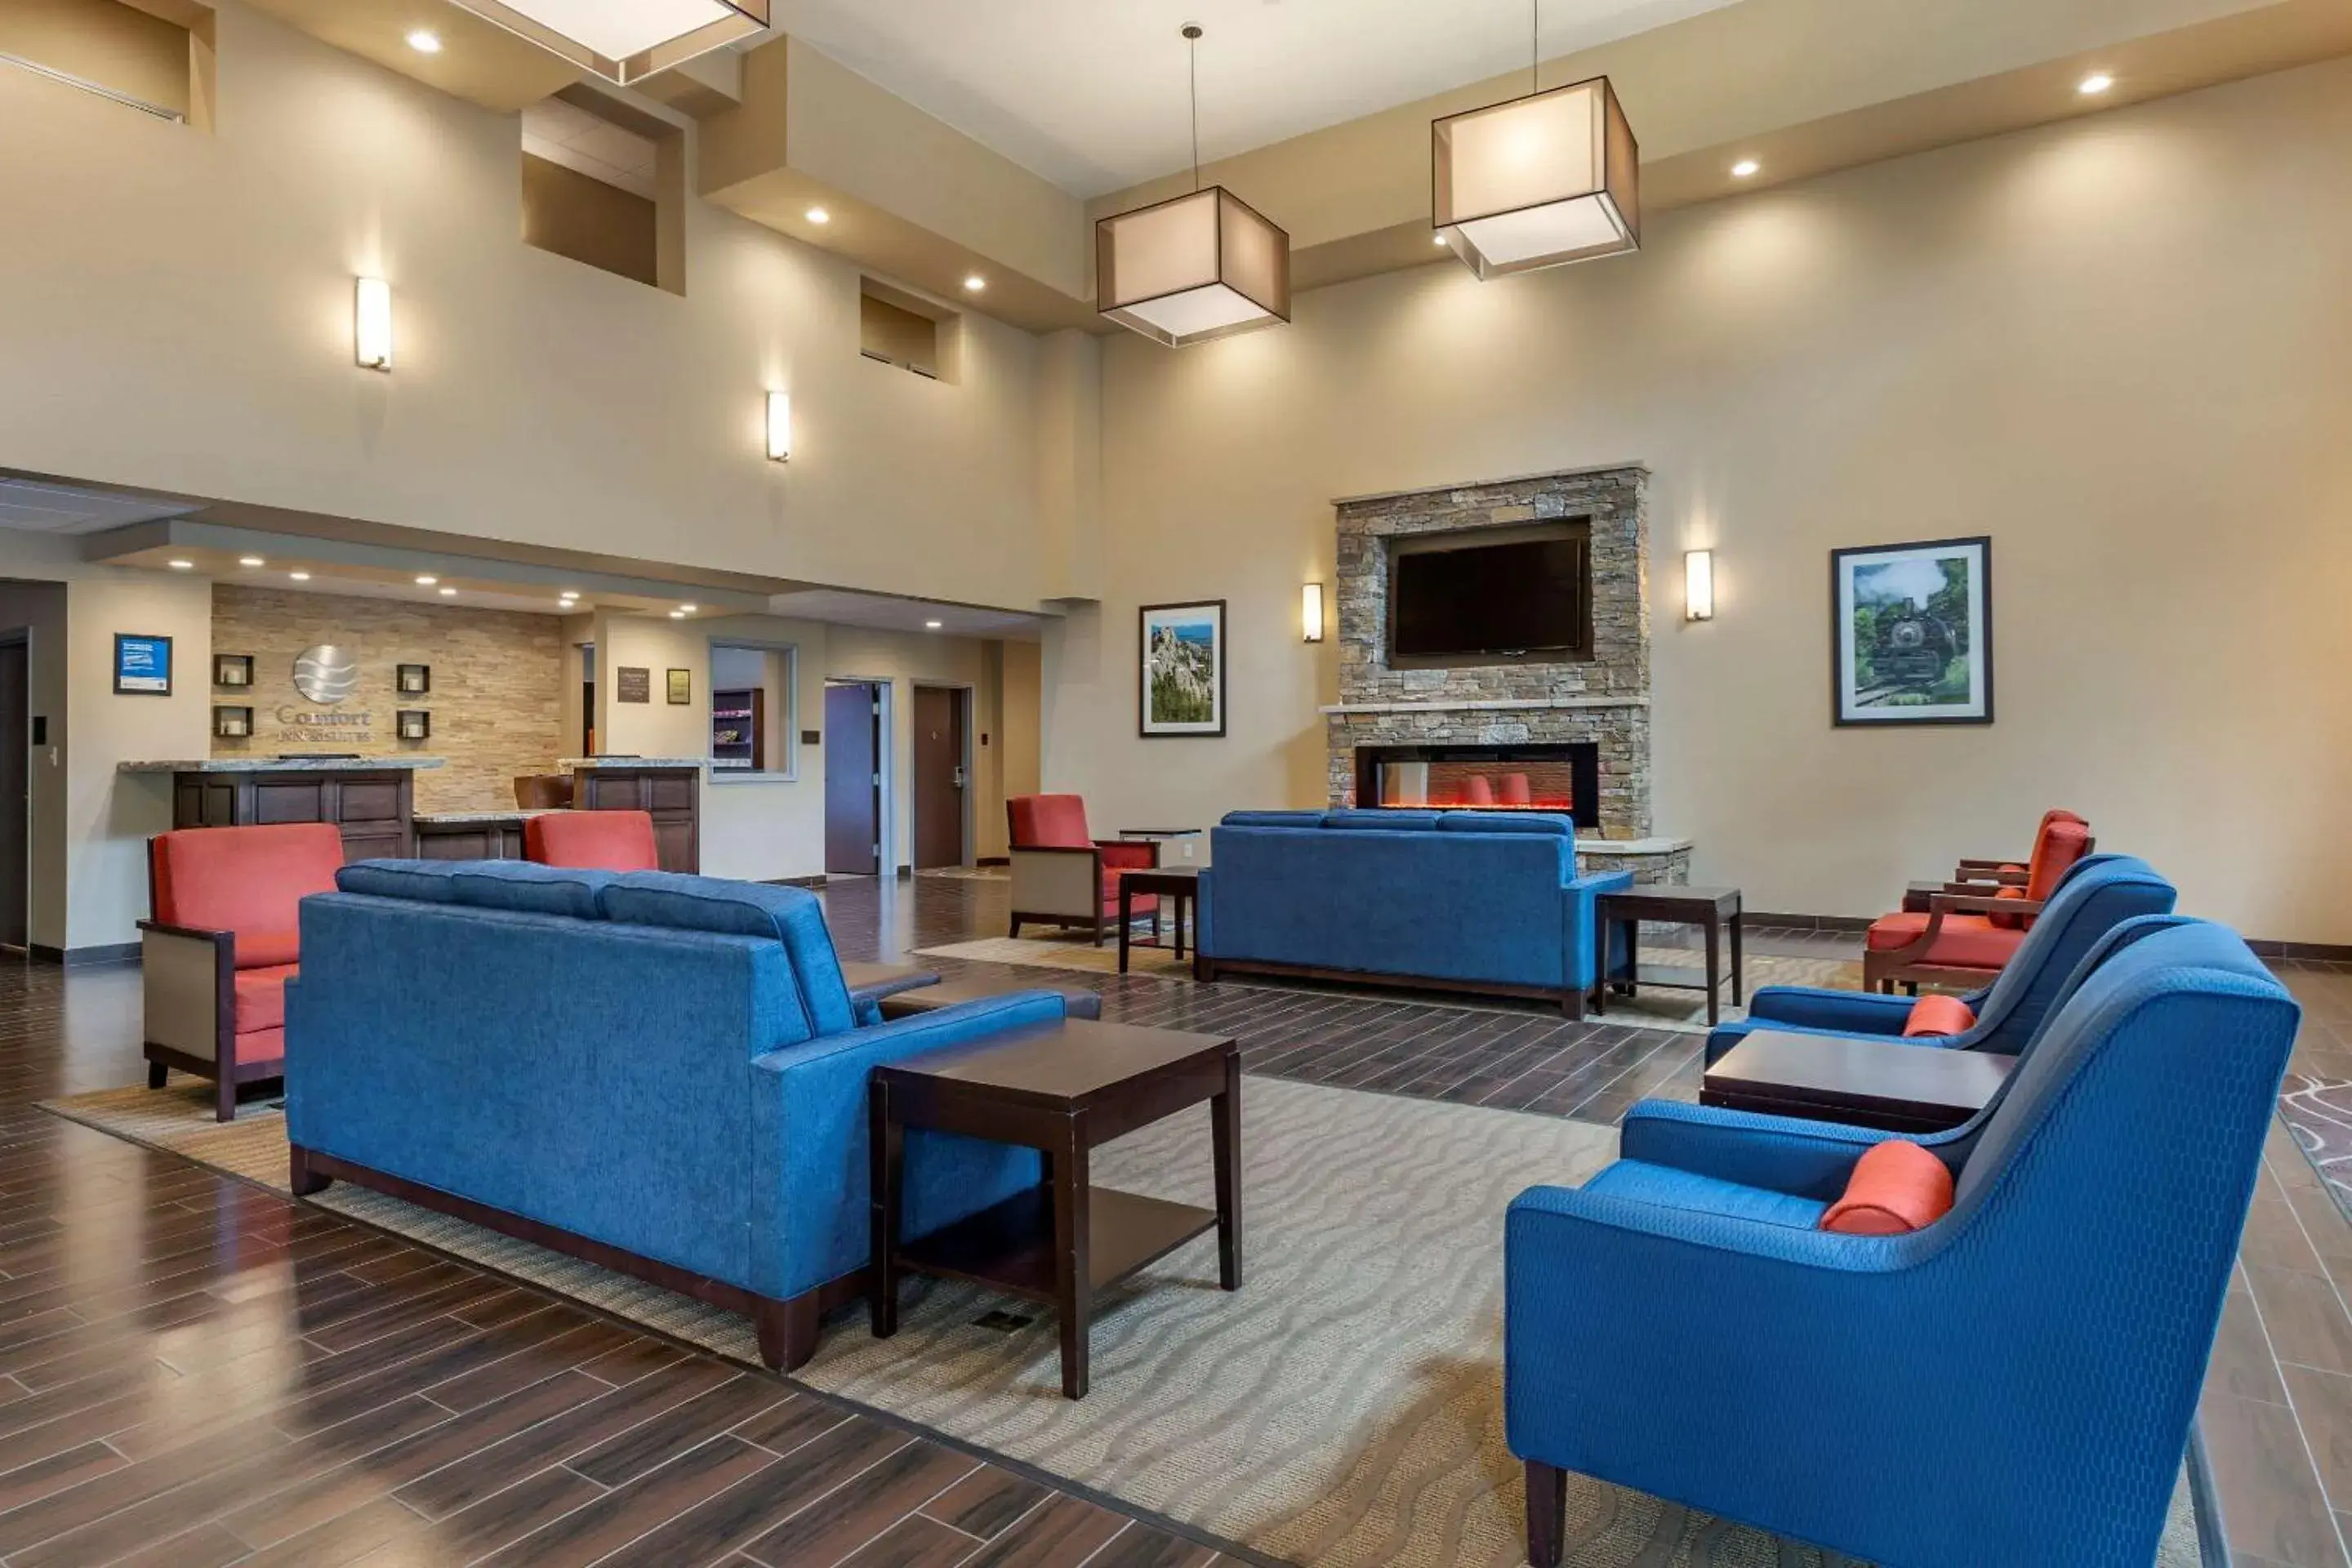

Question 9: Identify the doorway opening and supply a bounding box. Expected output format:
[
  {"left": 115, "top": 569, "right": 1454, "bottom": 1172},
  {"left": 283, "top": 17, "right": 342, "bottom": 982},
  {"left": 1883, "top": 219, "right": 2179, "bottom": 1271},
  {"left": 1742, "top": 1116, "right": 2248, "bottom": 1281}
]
[
  {"left": 0, "top": 635, "right": 25, "bottom": 952},
  {"left": 911, "top": 684, "right": 972, "bottom": 871},
  {"left": 823, "top": 680, "right": 887, "bottom": 877}
]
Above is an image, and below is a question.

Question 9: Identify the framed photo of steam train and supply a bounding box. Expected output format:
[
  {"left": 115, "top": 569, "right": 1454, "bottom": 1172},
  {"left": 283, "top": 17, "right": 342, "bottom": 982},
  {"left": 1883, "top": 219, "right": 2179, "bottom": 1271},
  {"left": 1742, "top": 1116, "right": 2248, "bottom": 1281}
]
[{"left": 1830, "top": 537, "right": 1992, "bottom": 726}]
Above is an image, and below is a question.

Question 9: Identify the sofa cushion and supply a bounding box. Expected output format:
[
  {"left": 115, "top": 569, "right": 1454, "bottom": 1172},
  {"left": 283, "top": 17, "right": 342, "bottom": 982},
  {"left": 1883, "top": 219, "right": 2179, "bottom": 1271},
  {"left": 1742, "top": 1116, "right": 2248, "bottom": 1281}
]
[
  {"left": 236, "top": 929, "right": 302, "bottom": 969},
  {"left": 336, "top": 859, "right": 463, "bottom": 903},
  {"left": 234, "top": 1027, "right": 285, "bottom": 1069},
  {"left": 1009, "top": 794, "right": 1091, "bottom": 849},
  {"left": 1903, "top": 993, "right": 1978, "bottom": 1037},
  {"left": 603, "top": 874, "right": 858, "bottom": 1036},
  {"left": 234, "top": 963, "right": 298, "bottom": 1035},
  {"left": 1219, "top": 810, "right": 1325, "bottom": 829},
  {"left": 1584, "top": 1160, "right": 1829, "bottom": 1228},
  {"left": 151, "top": 823, "right": 343, "bottom": 962},
  {"left": 1321, "top": 809, "right": 1443, "bottom": 831},
  {"left": 1820, "top": 1142, "right": 1954, "bottom": 1235},
  {"left": 449, "top": 862, "right": 614, "bottom": 920},
  {"left": 1865, "top": 911, "right": 2023, "bottom": 971},
  {"left": 526, "top": 810, "right": 660, "bottom": 872},
  {"left": 1435, "top": 812, "right": 1575, "bottom": 837}
]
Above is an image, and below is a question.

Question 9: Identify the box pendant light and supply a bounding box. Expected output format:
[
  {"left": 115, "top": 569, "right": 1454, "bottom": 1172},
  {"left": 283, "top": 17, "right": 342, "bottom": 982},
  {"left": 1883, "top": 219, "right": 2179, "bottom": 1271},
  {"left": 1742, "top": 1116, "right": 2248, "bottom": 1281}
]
[
  {"left": 1097, "top": 25, "right": 1290, "bottom": 347},
  {"left": 443, "top": 0, "right": 768, "bottom": 86},
  {"left": 1432, "top": 1, "right": 1639, "bottom": 278}
]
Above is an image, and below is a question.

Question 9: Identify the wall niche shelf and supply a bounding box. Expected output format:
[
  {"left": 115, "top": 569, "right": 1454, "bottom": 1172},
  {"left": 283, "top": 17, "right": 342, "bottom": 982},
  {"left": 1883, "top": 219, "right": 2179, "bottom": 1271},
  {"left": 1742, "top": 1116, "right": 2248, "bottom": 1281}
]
[
  {"left": 213, "top": 705, "right": 253, "bottom": 739},
  {"left": 396, "top": 710, "right": 431, "bottom": 741},
  {"left": 214, "top": 654, "right": 254, "bottom": 688}
]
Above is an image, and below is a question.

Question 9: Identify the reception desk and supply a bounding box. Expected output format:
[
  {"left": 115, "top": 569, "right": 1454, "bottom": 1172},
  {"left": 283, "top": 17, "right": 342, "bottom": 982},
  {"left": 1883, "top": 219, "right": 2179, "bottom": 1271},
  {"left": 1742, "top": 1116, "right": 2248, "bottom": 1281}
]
[
  {"left": 412, "top": 809, "right": 553, "bottom": 861},
  {"left": 561, "top": 758, "right": 702, "bottom": 872},
  {"left": 119, "top": 757, "right": 443, "bottom": 862}
]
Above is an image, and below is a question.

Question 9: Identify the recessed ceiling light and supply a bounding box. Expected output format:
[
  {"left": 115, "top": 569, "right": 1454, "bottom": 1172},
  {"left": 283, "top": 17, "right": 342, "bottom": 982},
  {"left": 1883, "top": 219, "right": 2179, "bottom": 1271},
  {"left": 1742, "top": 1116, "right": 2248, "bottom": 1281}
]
[
  {"left": 1432, "top": 233, "right": 1450, "bottom": 247},
  {"left": 1731, "top": 158, "right": 1761, "bottom": 179},
  {"left": 2078, "top": 72, "right": 2114, "bottom": 95},
  {"left": 238, "top": 555, "right": 265, "bottom": 567},
  {"left": 405, "top": 29, "right": 442, "bottom": 54},
  {"left": 167, "top": 559, "right": 194, "bottom": 570},
  {"left": 924, "top": 619, "right": 944, "bottom": 630},
  {"left": 438, "top": 586, "right": 457, "bottom": 596},
  {"left": 963, "top": 274, "right": 987, "bottom": 292},
  {"left": 289, "top": 571, "right": 311, "bottom": 581},
  {"left": 805, "top": 207, "right": 830, "bottom": 225},
  {"left": 416, "top": 575, "right": 438, "bottom": 586}
]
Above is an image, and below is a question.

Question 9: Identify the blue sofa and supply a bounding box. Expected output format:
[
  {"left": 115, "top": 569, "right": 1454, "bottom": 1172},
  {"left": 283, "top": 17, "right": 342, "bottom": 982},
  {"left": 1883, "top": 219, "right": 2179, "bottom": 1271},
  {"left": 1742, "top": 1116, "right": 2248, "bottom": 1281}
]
[
  {"left": 283, "top": 860, "right": 1062, "bottom": 1370},
  {"left": 1703, "top": 853, "right": 2178, "bottom": 1064},
  {"left": 1506, "top": 920, "right": 2301, "bottom": 1568},
  {"left": 1194, "top": 810, "right": 1631, "bottom": 1014}
]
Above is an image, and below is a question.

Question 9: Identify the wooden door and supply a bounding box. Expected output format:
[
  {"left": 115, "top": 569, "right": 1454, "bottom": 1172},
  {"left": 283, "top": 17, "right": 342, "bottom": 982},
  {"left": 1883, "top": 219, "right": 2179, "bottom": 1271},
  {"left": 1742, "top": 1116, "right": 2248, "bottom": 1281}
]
[
  {"left": 0, "top": 642, "right": 24, "bottom": 950},
  {"left": 911, "top": 685, "right": 966, "bottom": 870},
  {"left": 824, "top": 684, "right": 881, "bottom": 875}
]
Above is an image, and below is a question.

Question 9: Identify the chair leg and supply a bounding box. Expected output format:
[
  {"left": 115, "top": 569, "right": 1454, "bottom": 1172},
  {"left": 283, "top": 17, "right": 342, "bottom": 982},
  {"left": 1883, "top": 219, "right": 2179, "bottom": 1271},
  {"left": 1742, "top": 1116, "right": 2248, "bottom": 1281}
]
[
  {"left": 1008, "top": 917, "right": 1022, "bottom": 938},
  {"left": 1526, "top": 1460, "right": 1567, "bottom": 1568},
  {"left": 147, "top": 1061, "right": 167, "bottom": 1090},
  {"left": 215, "top": 1071, "right": 238, "bottom": 1124}
]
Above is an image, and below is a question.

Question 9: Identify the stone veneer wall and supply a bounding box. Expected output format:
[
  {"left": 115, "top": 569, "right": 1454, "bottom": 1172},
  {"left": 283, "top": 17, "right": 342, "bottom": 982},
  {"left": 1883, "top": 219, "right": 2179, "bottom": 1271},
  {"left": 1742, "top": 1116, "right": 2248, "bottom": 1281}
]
[
  {"left": 1329, "top": 466, "right": 1653, "bottom": 838},
  {"left": 211, "top": 585, "right": 565, "bottom": 813}
]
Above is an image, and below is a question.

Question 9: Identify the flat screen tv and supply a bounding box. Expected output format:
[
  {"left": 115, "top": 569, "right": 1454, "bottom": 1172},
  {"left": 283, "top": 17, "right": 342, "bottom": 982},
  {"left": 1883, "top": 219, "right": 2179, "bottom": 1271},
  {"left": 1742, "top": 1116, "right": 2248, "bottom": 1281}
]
[{"left": 1389, "top": 523, "right": 1590, "bottom": 662}]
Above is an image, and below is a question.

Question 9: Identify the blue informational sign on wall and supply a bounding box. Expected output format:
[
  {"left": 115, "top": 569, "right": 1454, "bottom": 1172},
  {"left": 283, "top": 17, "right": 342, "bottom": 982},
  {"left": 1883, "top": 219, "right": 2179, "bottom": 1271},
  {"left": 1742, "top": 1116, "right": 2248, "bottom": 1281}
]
[{"left": 114, "top": 633, "right": 173, "bottom": 696}]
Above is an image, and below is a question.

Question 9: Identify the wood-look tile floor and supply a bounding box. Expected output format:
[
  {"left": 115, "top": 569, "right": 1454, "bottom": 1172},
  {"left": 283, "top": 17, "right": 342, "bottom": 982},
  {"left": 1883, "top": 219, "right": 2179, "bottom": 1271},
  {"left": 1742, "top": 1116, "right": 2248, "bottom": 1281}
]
[{"left": 2, "top": 870, "right": 2349, "bottom": 1566}]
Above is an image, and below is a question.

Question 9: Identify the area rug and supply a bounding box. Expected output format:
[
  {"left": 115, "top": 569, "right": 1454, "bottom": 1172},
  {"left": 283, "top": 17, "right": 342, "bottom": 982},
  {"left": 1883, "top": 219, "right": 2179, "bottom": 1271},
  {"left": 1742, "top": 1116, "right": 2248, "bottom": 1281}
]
[
  {"left": 914, "top": 937, "right": 1868, "bottom": 1035},
  {"left": 39, "top": 1076, "right": 2201, "bottom": 1567}
]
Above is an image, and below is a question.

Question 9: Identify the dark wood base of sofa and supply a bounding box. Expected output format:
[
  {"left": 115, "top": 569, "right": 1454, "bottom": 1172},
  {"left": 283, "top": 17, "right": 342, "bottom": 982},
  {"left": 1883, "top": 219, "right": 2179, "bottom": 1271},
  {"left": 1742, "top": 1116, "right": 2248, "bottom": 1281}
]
[
  {"left": 1526, "top": 1459, "right": 1567, "bottom": 1566},
  {"left": 1191, "top": 956, "right": 1588, "bottom": 1018},
  {"left": 285, "top": 1142, "right": 856, "bottom": 1372},
  {"left": 145, "top": 1042, "right": 283, "bottom": 1123}
]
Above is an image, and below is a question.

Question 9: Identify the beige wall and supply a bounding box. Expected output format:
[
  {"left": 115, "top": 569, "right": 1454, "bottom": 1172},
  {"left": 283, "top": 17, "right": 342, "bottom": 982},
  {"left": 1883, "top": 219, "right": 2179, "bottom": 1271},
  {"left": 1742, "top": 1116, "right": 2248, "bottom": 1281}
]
[
  {"left": 1052, "top": 57, "right": 2352, "bottom": 942},
  {"left": 0, "top": 0, "right": 1055, "bottom": 612},
  {"left": 210, "top": 585, "right": 564, "bottom": 813},
  {"left": 520, "top": 153, "right": 658, "bottom": 289}
]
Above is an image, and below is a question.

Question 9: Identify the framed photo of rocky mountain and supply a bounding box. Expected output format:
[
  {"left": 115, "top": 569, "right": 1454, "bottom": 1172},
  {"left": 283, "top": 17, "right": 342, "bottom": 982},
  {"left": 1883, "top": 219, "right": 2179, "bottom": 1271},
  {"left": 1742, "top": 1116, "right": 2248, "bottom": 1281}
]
[
  {"left": 1831, "top": 536, "right": 1993, "bottom": 726},
  {"left": 1138, "top": 599, "right": 1226, "bottom": 737}
]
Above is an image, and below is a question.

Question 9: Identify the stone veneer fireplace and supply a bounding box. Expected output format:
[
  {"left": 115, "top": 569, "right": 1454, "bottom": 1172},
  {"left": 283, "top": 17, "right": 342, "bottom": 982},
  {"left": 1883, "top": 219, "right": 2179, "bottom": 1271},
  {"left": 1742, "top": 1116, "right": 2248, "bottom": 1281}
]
[{"left": 1324, "top": 464, "right": 1692, "bottom": 881}]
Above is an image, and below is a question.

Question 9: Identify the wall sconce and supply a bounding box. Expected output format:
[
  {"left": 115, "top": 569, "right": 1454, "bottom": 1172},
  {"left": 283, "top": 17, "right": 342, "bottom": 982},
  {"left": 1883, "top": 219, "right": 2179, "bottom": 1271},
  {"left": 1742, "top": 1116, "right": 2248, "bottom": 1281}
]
[
  {"left": 354, "top": 277, "right": 393, "bottom": 371},
  {"left": 1301, "top": 581, "right": 1325, "bottom": 643},
  {"left": 1684, "top": 550, "right": 1715, "bottom": 621},
  {"left": 765, "top": 391, "right": 791, "bottom": 461}
]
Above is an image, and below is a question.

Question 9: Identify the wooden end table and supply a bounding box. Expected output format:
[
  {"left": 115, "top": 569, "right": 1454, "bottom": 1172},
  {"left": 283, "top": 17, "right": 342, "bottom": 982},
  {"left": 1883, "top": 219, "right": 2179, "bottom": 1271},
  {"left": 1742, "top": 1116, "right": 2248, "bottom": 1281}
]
[
  {"left": 840, "top": 962, "right": 942, "bottom": 1006},
  {"left": 869, "top": 1018, "right": 1242, "bottom": 1399},
  {"left": 1702, "top": 1027, "right": 2016, "bottom": 1133},
  {"left": 877, "top": 974, "right": 1103, "bottom": 1022},
  {"left": 1592, "top": 885, "right": 1744, "bottom": 1025},
  {"left": 1116, "top": 867, "right": 1200, "bottom": 974}
]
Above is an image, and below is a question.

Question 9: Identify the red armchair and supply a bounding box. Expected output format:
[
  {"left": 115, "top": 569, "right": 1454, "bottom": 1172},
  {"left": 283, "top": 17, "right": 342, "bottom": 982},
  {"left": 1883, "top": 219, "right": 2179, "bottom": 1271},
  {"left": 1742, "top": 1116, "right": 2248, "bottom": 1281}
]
[
  {"left": 1901, "top": 808, "right": 2091, "bottom": 912},
  {"left": 1006, "top": 794, "right": 1159, "bottom": 946},
  {"left": 140, "top": 822, "right": 344, "bottom": 1120},
  {"left": 525, "top": 810, "right": 659, "bottom": 871},
  {"left": 1864, "top": 816, "right": 2094, "bottom": 992}
]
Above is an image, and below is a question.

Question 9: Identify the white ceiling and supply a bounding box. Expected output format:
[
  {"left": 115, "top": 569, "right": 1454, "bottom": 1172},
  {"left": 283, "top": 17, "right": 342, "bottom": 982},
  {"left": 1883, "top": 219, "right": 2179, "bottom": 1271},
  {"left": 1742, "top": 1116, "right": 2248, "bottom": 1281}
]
[
  {"left": 0, "top": 478, "right": 202, "bottom": 534},
  {"left": 768, "top": 588, "right": 1044, "bottom": 642},
  {"left": 763, "top": 0, "right": 1743, "bottom": 197},
  {"left": 522, "top": 97, "right": 659, "bottom": 198}
]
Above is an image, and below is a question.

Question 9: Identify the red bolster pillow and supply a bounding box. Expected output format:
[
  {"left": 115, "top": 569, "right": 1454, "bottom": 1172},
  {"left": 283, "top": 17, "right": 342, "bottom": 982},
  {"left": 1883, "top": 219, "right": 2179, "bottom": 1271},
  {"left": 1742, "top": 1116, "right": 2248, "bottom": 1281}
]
[
  {"left": 1986, "top": 882, "right": 2029, "bottom": 931},
  {"left": 1820, "top": 1142, "right": 1954, "bottom": 1235},
  {"left": 1901, "top": 993, "right": 1977, "bottom": 1038}
]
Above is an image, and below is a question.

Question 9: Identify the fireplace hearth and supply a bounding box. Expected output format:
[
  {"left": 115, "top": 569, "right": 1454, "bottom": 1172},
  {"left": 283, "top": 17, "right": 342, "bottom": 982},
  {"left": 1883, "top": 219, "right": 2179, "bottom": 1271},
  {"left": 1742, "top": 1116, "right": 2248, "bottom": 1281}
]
[{"left": 1357, "top": 743, "right": 1599, "bottom": 828}]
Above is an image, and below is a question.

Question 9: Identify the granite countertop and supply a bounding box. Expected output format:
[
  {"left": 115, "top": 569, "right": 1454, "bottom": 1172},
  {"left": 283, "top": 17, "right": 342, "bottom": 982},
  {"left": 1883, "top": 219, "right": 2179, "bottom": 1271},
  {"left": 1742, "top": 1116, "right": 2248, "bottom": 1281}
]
[
  {"left": 558, "top": 757, "right": 704, "bottom": 771},
  {"left": 119, "top": 757, "right": 448, "bottom": 774},
  {"left": 412, "top": 808, "right": 565, "bottom": 825}
]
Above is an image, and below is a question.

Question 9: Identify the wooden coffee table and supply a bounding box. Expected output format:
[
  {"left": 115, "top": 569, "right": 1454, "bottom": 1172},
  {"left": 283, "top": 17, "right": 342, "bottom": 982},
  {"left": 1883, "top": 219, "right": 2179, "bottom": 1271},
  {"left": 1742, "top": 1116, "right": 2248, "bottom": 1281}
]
[
  {"left": 869, "top": 1018, "right": 1241, "bottom": 1399},
  {"left": 1702, "top": 1027, "right": 2016, "bottom": 1132},
  {"left": 840, "top": 962, "right": 941, "bottom": 1006},
  {"left": 1592, "top": 885, "right": 1744, "bottom": 1025},
  {"left": 1116, "top": 866, "right": 1200, "bottom": 973},
  {"left": 876, "top": 973, "right": 1102, "bottom": 1022}
]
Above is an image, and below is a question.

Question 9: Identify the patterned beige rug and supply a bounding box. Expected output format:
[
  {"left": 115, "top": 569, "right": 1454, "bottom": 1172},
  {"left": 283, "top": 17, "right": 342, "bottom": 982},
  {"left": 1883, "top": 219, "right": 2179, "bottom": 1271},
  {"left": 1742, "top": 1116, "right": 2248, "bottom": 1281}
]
[
  {"left": 40, "top": 1077, "right": 2198, "bottom": 1568},
  {"left": 915, "top": 937, "right": 1869, "bottom": 1036}
]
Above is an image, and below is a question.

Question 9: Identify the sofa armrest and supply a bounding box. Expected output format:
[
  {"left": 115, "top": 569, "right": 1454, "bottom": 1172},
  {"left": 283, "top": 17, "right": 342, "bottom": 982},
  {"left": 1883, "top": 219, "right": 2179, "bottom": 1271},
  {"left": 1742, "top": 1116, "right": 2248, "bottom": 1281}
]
[
  {"left": 1560, "top": 867, "right": 1635, "bottom": 989},
  {"left": 1932, "top": 891, "right": 2046, "bottom": 918},
  {"left": 1615, "top": 1100, "right": 1922, "bottom": 1199},
  {"left": 140, "top": 921, "right": 233, "bottom": 1067},
  {"left": 1009, "top": 845, "right": 1103, "bottom": 920},
  {"left": 1744, "top": 985, "right": 1917, "bottom": 1035},
  {"left": 747, "top": 991, "right": 1064, "bottom": 1300}
]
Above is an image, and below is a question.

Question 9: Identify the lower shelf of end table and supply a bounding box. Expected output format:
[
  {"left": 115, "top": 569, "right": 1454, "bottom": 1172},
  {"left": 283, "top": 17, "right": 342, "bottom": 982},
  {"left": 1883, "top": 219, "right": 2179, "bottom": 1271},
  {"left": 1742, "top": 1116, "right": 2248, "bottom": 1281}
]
[{"left": 898, "top": 1184, "right": 1218, "bottom": 1303}]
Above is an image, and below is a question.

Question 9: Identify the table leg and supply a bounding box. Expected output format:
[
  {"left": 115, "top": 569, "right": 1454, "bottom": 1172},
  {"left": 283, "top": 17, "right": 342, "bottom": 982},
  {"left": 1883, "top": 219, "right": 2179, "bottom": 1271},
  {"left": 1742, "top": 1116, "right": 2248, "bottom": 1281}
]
[
  {"left": 1730, "top": 905, "right": 1744, "bottom": 1006},
  {"left": 1117, "top": 880, "right": 1134, "bottom": 974},
  {"left": 1212, "top": 1052, "right": 1243, "bottom": 1290},
  {"left": 1175, "top": 892, "right": 1189, "bottom": 961},
  {"left": 868, "top": 1082, "right": 903, "bottom": 1339},
  {"left": 1054, "top": 1121, "right": 1092, "bottom": 1399},
  {"left": 1620, "top": 918, "right": 1640, "bottom": 997},
  {"left": 1704, "top": 917, "right": 1722, "bottom": 1027}
]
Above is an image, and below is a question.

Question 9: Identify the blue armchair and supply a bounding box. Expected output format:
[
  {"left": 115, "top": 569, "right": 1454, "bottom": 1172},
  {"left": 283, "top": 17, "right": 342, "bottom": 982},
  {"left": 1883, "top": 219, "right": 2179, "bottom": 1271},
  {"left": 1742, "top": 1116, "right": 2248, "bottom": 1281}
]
[
  {"left": 1704, "top": 853, "right": 2176, "bottom": 1064},
  {"left": 1507, "top": 920, "right": 2300, "bottom": 1568}
]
